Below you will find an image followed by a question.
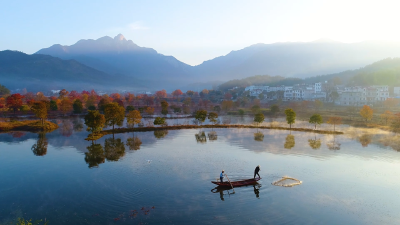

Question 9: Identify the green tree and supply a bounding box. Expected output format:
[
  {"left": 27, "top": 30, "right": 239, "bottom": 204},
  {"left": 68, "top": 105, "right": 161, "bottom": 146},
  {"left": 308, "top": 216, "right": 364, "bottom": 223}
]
[
  {"left": 238, "top": 109, "right": 245, "bottom": 116},
  {"left": 284, "top": 108, "right": 296, "bottom": 129},
  {"left": 73, "top": 99, "right": 83, "bottom": 114},
  {"left": 161, "top": 100, "right": 169, "bottom": 115},
  {"left": 208, "top": 112, "right": 218, "bottom": 125},
  {"left": 104, "top": 102, "right": 125, "bottom": 131},
  {"left": 254, "top": 113, "right": 265, "bottom": 127},
  {"left": 31, "top": 101, "right": 48, "bottom": 126},
  {"left": 84, "top": 110, "right": 106, "bottom": 134},
  {"left": 195, "top": 110, "right": 207, "bottom": 125},
  {"left": 50, "top": 100, "right": 58, "bottom": 111},
  {"left": 0, "top": 84, "right": 10, "bottom": 96},
  {"left": 88, "top": 105, "right": 96, "bottom": 110},
  {"left": 309, "top": 114, "right": 322, "bottom": 129},
  {"left": 154, "top": 117, "right": 166, "bottom": 126}
]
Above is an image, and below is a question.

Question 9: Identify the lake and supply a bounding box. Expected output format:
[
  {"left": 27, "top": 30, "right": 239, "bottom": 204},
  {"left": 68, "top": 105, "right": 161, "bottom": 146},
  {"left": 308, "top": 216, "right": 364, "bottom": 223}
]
[{"left": 1, "top": 117, "right": 400, "bottom": 224}]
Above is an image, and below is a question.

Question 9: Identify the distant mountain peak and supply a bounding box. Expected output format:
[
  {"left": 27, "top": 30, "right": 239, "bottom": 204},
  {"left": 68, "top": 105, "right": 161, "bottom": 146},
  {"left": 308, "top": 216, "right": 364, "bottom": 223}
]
[{"left": 114, "top": 34, "right": 126, "bottom": 41}]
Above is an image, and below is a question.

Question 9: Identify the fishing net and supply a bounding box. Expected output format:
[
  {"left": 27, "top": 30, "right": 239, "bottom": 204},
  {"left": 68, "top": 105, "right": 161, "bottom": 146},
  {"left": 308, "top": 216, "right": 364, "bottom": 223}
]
[{"left": 272, "top": 176, "right": 302, "bottom": 187}]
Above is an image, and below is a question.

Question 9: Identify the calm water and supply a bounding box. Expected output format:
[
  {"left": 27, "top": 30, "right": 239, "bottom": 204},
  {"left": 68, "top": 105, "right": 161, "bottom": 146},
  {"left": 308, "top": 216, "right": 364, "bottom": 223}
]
[{"left": 1, "top": 118, "right": 400, "bottom": 224}]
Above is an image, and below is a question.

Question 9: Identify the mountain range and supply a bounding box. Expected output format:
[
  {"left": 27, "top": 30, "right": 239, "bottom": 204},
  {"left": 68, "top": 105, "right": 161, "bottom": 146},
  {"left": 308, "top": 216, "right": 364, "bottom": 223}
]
[{"left": 3, "top": 34, "right": 400, "bottom": 92}]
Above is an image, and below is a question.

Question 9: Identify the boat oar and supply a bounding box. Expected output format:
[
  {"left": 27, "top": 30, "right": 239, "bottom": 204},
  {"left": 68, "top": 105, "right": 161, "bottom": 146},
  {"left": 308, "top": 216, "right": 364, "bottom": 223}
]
[{"left": 225, "top": 174, "right": 235, "bottom": 194}]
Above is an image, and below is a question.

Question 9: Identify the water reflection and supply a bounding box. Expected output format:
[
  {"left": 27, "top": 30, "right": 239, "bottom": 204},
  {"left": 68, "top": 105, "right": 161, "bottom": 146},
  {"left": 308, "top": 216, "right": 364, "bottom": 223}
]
[
  {"left": 254, "top": 132, "right": 264, "bottom": 142},
  {"left": 154, "top": 130, "right": 168, "bottom": 139},
  {"left": 195, "top": 131, "right": 207, "bottom": 143},
  {"left": 211, "top": 184, "right": 261, "bottom": 201},
  {"left": 31, "top": 132, "right": 48, "bottom": 156},
  {"left": 84, "top": 142, "right": 105, "bottom": 168},
  {"left": 308, "top": 136, "right": 321, "bottom": 150},
  {"left": 327, "top": 135, "right": 341, "bottom": 150},
  {"left": 60, "top": 120, "right": 73, "bottom": 137},
  {"left": 358, "top": 134, "right": 372, "bottom": 147},
  {"left": 208, "top": 131, "right": 218, "bottom": 141},
  {"left": 284, "top": 134, "right": 295, "bottom": 149},
  {"left": 126, "top": 136, "right": 142, "bottom": 150},
  {"left": 72, "top": 118, "right": 84, "bottom": 132},
  {"left": 8, "top": 131, "right": 25, "bottom": 138},
  {"left": 104, "top": 138, "right": 126, "bottom": 161}
]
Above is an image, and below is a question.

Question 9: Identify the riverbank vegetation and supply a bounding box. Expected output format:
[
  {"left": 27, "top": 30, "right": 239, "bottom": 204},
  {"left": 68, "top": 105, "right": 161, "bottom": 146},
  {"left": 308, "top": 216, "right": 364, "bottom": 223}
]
[{"left": 0, "top": 120, "right": 58, "bottom": 132}]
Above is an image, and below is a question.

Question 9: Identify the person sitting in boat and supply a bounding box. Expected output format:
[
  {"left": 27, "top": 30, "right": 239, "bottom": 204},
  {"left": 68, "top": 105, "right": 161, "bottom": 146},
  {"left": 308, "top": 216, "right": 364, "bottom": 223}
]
[
  {"left": 254, "top": 165, "right": 261, "bottom": 179},
  {"left": 220, "top": 170, "right": 225, "bottom": 182}
]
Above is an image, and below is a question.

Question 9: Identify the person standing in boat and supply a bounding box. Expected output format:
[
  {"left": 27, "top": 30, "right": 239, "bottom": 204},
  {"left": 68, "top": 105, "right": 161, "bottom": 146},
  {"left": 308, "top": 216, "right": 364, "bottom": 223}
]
[
  {"left": 254, "top": 165, "right": 261, "bottom": 179},
  {"left": 220, "top": 170, "right": 225, "bottom": 182}
]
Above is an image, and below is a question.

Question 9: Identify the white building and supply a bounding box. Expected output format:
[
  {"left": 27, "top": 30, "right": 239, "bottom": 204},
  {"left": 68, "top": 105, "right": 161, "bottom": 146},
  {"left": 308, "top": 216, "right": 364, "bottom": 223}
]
[{"left": 335, "top": 85, "right": 389, "bottom": 105}]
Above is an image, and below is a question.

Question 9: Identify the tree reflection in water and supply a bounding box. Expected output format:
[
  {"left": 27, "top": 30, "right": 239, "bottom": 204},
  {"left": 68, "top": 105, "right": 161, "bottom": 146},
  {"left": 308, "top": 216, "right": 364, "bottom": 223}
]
[
  {"left": 104, "top": 138, "right": 126, "bottom": 161},
  {"left": 31, "top": 132, "right": 48, "bottom": 156},
  {"left": 254, "top": 132, "right": 264, "bottom": 142},
  {"left": 195, "top": 131, "right": 207, "bottom": 143},
  {"left": 327, "top": 135, "right": 341, "bottom": 150},
  {"left": 126, "top": 137, "right": 142, "bottom": 150},
  {"left": 308, "top": 136, "right": 321, "bottom": 150},
  {"left": 60, "top": 120, "right": 73, "bottom": 137},
  {"left": 85, "top": 142, "right": 105, "bottom": 168},
  {"left": 358, "top": 134, "right": 372, "bottom": 147},
  {"left": 154, "top": 130, "right": 168, "bottom": 139},
  {"left": 284, "top": 134, "right": 295, "bottom": 149},
  {"left": 73, "top": 118, "right": 84, "bottom": 132},
  {"left": 208, "top": 131, "right": 218, "bottom": 141}
]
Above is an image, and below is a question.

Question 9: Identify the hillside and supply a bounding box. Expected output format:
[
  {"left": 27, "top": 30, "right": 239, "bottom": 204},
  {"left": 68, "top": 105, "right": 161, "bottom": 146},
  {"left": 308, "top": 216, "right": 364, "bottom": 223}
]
[
  {"left": 0, "top": 50, "right": 144, "bottom": 91},
  {"left": 195, "top": 40, "right": 400, "bottom": 81},
  {"left": 218, "top": 58, "right": 400, "bottom": 90}
]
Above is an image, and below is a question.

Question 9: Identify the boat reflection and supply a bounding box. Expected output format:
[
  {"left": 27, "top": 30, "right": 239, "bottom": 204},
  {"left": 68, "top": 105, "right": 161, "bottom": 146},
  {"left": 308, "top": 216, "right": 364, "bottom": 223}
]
[{"left": 211, "top": 184, "right": 261, "bottom": 201}]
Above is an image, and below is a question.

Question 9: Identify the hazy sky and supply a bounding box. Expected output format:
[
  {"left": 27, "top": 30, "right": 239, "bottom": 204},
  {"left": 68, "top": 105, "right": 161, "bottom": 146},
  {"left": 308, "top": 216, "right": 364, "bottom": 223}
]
[{"left": 1, "top": 0, "right": 399, "bottom": 65}]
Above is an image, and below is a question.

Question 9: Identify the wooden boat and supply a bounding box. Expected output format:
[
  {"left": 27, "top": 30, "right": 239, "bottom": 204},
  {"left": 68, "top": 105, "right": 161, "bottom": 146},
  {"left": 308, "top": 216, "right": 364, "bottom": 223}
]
[{"left": 211, "top": 178, "right": 261, "bottom": 187}]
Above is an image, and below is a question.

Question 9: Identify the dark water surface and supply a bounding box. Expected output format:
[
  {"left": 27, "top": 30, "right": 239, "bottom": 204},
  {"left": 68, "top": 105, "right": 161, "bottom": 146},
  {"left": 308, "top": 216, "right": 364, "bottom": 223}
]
[{"left": 1, "top": 118, "right": 400, "bottom": 224}]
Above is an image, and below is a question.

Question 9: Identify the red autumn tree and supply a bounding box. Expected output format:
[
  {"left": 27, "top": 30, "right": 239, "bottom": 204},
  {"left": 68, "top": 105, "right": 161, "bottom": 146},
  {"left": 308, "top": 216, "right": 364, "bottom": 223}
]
[
  {"left": 68, "top": 90, "right": 81, "bottom": 100},
  {"left": 155, "top": 90, "right": 168, "bottom": 98},
  {"left": 172, "top": 89, "right": 183, "bottom": 98},
  {"left": 6, "top": 93, "right": 24, "bottom": 114}
]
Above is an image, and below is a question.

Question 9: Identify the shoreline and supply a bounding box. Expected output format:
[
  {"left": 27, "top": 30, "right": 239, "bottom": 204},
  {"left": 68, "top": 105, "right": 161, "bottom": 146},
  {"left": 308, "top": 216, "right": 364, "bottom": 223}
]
[
  {"left": 85, "top": 124, "right": 343, "bottom": 141},
  {"left": 0, "top": 120, "right": 59, "bottom": 132}
]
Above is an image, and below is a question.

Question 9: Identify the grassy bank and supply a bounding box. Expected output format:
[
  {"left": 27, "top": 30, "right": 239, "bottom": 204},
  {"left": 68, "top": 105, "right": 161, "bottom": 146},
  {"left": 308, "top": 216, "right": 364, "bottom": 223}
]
[
  {"left": 0, "top": 120, "right": 59, "bottom": 132},
  {"left": 86, "top": 124, "right": 343, "bottom": 141}
]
